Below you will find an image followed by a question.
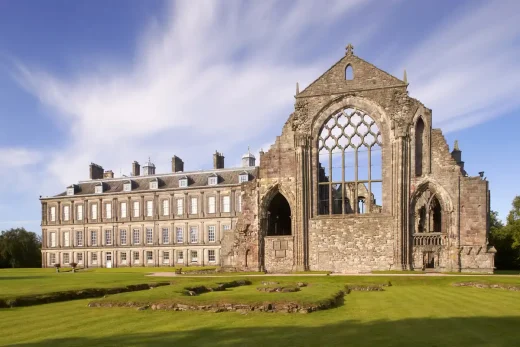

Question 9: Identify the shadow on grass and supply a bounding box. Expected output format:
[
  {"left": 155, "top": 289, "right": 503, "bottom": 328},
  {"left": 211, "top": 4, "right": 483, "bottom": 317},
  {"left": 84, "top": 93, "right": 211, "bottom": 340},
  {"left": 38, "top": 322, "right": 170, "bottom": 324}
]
[
  {"left": 10, "top": 316, "right": 520, "bottom": 347},
  {"left": 0, "top": 276, "right": 46, "bottom": 280}
]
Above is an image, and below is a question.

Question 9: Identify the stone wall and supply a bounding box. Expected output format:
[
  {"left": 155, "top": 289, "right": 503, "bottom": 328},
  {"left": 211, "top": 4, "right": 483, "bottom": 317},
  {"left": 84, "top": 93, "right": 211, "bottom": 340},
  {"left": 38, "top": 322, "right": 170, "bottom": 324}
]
[
  {"left": 309, "top": 215, "right": 395, "bottom": 273},
  {"left": 264, "top": 236, "right": 294, "bottom": 273}
]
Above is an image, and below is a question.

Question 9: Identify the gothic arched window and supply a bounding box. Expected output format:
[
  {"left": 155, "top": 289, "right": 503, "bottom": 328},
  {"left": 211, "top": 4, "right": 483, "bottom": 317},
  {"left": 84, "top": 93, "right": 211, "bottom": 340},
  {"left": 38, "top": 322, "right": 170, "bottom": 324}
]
[
  {"left": 415, "top": 117, "right": 425, "bottom": 176},
  {"left": 318, "top": 108, "right": 382, "bottom": 215},
  {"left": 345, "top": 65, "right": 354, "bottom": 80}
]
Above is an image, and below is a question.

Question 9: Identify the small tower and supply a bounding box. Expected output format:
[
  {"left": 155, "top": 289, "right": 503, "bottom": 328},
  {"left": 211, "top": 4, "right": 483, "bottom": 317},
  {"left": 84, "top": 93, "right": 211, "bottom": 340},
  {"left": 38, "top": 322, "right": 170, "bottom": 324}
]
[
  {"left": 143, "top": 157, "right": 156, "bottom": 176},
  {"left": 451, "top": 140, "right": 464, "bottom": 171},
  {"left": 242, "top": 147, "right": 256, "bottom": 167}
]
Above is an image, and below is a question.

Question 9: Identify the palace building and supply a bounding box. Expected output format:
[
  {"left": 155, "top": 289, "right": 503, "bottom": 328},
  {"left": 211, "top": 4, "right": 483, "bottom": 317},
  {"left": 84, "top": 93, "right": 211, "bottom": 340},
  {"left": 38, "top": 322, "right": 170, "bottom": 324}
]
[{"left": 40, "top": 45, "right": 496, "bottom": 273}]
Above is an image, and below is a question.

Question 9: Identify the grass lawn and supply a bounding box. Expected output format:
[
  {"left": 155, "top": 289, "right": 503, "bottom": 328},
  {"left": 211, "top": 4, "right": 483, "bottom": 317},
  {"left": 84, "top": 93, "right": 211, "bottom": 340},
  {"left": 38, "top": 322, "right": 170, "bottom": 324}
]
[
  {"left": 0, "top": 267, "right": 221, "bottom": 300},
  {"left": 1, "top": 269, "right": 520, "bottom": 346}
]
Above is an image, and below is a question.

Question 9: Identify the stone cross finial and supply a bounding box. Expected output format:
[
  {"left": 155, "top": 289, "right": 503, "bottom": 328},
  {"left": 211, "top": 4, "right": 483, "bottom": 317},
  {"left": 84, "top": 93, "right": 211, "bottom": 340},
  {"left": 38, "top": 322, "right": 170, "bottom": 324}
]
[{"left": 346, "top": 43, "right": 354, "bottom": 56}]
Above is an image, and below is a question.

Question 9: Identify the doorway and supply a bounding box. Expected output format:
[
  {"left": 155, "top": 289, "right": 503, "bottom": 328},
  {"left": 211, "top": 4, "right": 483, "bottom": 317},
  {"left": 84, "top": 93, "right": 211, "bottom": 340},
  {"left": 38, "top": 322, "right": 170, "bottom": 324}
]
[
  {"left": 106, "top": 252, "right": 112, "bottom": 268},
  {"left": 423, "top": 251, "right": 435, "bottom": 269},
  {"left": 266, "top": 193, "right": 291, "bottom": 236}
]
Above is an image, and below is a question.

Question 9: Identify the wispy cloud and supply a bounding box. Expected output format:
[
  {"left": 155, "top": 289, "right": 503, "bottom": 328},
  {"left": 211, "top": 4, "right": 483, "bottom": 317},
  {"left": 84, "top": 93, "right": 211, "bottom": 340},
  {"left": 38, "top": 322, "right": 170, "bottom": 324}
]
[
  {"left": 13, "top": 0, "right": 374, "bottom": 193},
  {"left": 403, "top": 0, "right": 520, "bottom": 132},
  {"left": 0, "top": 148, "right": 41, "bottom": 168}
]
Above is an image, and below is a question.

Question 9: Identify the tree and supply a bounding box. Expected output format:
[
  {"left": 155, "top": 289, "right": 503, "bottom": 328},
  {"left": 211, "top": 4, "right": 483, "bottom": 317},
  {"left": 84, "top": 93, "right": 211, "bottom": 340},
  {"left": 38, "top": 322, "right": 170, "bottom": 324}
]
[
  {"left": 489, "top": 196, "right": 520, "bottom": 270},
  {"left": 0, "top": 228, "right": 41, "bottom": 268}
]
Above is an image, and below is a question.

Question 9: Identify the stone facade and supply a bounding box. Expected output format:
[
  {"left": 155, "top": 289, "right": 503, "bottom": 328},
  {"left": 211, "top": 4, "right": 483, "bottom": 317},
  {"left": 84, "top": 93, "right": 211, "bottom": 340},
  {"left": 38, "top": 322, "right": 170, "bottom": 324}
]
[
  {"left": 41, "top": 44, "right": 495, "bottom": 273},
  {"left": 40, "top": 162, "right": 257, "bottom": 269},
  {"left": 226, "top": 44, "right": 495, "bottom": 273}
]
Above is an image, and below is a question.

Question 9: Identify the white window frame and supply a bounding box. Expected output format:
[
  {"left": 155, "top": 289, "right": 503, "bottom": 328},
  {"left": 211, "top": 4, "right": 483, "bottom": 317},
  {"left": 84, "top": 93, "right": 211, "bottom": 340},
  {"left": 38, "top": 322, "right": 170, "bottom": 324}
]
[
  {"left": 176, "top": 227, "right": 184, "bottom": 243},
  {"left": 76, "top": 231, "right": 83, "bottom": 247},
  {"left": 177, "top": 250, "right": 184, "bottom": 263},
  {"left": 63, "top": 205, "right": 70, "bottom": 221},
  {"left": 105, "top": 229, "right": 112, "bottom": 245},
  {"left": 77, "top": 253, "right": 83, "bottom": 263},
  {"left": 133, "top": 201, "right": 140, "bottom": 217},
  {"left": 50, "top": 253, "right": 56, "bottom": 265},
  {"left": 133, "top": 229, "right": 140, "bottom": 244},
  {"left": 162, "top": 199, "right": 169, "bottom": 216},
  {"left": 150, "top": 181, "right": 158, "bottom": 190},
  {"left": 123, "top": 182, "right": 132, "bottom": 192},
  {"left": 133, "top": 251, "right": 139, "bottom": 263},
  {"left": 67, "top": 187, "right": 74, "bottom": 196},
  {"left": 223, "top": 224, "right": 231, "bottom": 231},
  {"left": 120, "top": 229, "right": 127, "bottom": 245},
  {"left": 92, "top": 253, "right": 98, "bottom": 263},
  {"left": 208, "top": 176, "right": 217, "bottom": 186},
  {"left": 163, "top": 251, "right": 170, "bottom": 263},
  {"left": 162, "top": 228, "right": 169, "bottom": 244},
  {"left": 91, "top": 231, "right": 97, "bottom": 246},
  {"left": 239, "top": 174, "right": 248, "bottom": 183},
  {"left": 77, "top": 205, "right": 83, "bottom": 221},
  {"left": 105, "top": 203, "right": 112, "bottom": 219},
  {"left": 179, "top": 178, "right": 188, "bottom": 187},
  {"left": 146, "top": 200, "right": 153, "bottom": 217},
  {"left": 146, "top": 228, "right": 153, "bottom": 244},
  {"left": 190, "top": 250, "right": 198, "bottom": 263},
  {"left": 121, "top": 252, "right": 127, "bottom": 263},
  {"left": 176, "top": 198, "right": 184, "bottom": 215},
  {"left": 146, "top": 251, "right": 153, "bottom": 263},
  {"left": 208, "top": 196, "right": 216, "bottom": 214},
  {"left": 190, "top": 197, "right": 198, "bottom": 214},
  {"left": 120, "top": 202, "right": 127, "bottom": 218},
  {"left": 91, "top": 204, "right": 98, "bottom": 219},
  {"left": 208, "top": 250, "right": 216, "bottom": 263},
  {"left": 63, "top": 253, "right": 70, "bottom": 264},
  {"left": 50, "top": 206, "right": 56, "bottom": 222},
  {"left": 222, "top": 196, "right": 230, "bottom": 213},
  {"left": 95, "top": 185, "right": 103, "bottom": 194},
  {"left": 64, "top": 231, "right": 70, "bottom": 247},
  {"left": 208, "top": 225, "right": 216, "bottom": 242},
  {"left": 190, "top": 226, "right": 198, "bottom": 243},
  {"left": 50, "top": 232, "right": 56, "bottom": 247}
]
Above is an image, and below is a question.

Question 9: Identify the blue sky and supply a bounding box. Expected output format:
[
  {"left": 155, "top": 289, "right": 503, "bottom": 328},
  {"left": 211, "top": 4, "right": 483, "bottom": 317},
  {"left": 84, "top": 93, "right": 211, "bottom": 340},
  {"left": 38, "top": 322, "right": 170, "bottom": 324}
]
[{"left": 0, "top": 0, "right": 519, "bottom": 233}]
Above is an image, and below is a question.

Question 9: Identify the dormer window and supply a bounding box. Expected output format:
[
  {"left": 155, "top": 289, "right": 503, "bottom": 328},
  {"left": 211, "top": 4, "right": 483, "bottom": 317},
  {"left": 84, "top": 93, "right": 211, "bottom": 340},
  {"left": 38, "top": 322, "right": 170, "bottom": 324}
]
[
  {"left": 123, "top": 181, "right": 132, "bottom": 192},
  {"left": 95, "top": 183, "right": 103, "bottom": 194},
  {"left": 179, "top": 176, "right": 188, "bottom": 188},
  {"left": 239, "top": 172, "right": 249, "bottom": 183},
  {"left": 67, "top": 184, "right": 77, "bottom": 196},
  {"left": 150, "top": 178, "right": 158, "bottom": 190},
  {"left": 208, "top": 173, "right": 218, "bottom": 186}
]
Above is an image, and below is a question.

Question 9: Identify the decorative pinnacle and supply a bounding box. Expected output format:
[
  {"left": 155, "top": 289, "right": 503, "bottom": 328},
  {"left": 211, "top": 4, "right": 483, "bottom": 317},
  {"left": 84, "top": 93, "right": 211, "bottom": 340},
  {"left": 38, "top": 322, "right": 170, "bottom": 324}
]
[
  {"left": 454, "top": 140, "right": 460, "bottom": 151},
  {"left": 296, "top": 82, "right": 300, "bottom": 95},
  {"left": 345, "top": 43, "right": 354, "bottom": 56},
  {"left": 403, "top": 69, "right": 408, "bottom": 84}
]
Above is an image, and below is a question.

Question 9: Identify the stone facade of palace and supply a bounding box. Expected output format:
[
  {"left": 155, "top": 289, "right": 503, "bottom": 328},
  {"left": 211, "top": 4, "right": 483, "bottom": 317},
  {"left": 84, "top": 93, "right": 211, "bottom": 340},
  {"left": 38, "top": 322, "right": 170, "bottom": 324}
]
[{"left": 40, "top": 45, "right": 496, "bottom": 273}]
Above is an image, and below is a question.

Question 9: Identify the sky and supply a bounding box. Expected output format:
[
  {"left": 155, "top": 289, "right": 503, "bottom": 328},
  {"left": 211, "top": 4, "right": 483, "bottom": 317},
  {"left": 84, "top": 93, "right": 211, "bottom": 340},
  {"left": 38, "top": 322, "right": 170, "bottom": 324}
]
[{"left": 0, "top": 0, "right": 519, "bottom": 233}]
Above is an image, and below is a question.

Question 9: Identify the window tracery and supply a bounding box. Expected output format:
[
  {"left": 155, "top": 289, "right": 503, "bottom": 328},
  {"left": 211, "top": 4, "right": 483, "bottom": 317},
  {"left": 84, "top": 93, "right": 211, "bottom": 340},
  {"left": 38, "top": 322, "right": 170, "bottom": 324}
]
[{"left": 318, "top": 108, "right": 382, "bottom": 215}]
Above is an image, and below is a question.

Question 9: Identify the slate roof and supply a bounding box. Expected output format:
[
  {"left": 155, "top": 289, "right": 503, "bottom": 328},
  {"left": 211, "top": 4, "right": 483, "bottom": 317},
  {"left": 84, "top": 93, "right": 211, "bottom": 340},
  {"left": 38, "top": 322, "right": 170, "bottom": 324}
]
[{"left": 50, "top": 167, "right": 257, "bottom": 198}]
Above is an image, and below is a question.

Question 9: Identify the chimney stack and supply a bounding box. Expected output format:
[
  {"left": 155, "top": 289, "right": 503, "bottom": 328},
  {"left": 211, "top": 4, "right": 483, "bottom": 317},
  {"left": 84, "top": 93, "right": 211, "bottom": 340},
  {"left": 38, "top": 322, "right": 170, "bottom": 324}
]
[
  {"left": 132, "top": 161, "right": 140, "bottom": 176},
  {"left": 172, "top": 155, "right": 184, "bottom": 172},
  {"left": 103, "top": 170, "right": 114, "bottom": 179},
  {"left": 89, "top": 163, "right": 104, "bottom": 180},
  {"left": 213, "top": 151, "right": 225, "bottom": 169}
]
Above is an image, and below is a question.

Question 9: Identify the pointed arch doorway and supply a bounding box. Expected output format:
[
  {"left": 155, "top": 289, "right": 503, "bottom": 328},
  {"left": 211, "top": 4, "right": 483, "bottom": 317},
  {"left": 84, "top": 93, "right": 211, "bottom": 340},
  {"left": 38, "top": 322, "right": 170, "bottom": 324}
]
[{"left": 267, "top": 193, "right": 292, "bottom": 236}]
